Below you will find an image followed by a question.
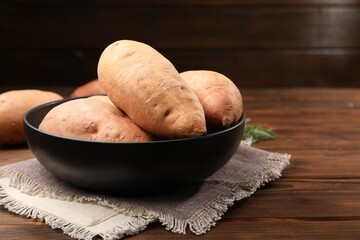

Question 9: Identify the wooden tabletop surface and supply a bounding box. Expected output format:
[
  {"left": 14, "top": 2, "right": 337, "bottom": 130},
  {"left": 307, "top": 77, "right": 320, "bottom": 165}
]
[{"left": 1, "top": 88, "right": 360, "bottom": 239}]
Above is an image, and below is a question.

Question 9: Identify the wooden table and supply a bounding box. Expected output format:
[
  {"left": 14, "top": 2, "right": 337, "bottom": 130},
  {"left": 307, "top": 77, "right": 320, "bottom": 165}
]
[{"left": 1, "top": 88, "right": 360, "bottom": 239}]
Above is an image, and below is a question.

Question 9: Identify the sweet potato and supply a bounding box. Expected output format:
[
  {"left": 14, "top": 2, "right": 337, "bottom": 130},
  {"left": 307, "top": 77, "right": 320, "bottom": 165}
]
[
  {"left": 39, "top": 98, "right": 152, "bottom": 142},
  {"left": 97, "top": 40, "right": 206, "bottom": 139},
  {"left": 0, "top": 89, "right": 63, "bottom": 145},
  {"left": 180, "top": 70, "right": 243, "bottom": 131},
  {"left": 87, "top": 95, "right": 115, "bottom": 106},
  {"left": 70, "top": 79, "right": 106, "bottom": 97}
]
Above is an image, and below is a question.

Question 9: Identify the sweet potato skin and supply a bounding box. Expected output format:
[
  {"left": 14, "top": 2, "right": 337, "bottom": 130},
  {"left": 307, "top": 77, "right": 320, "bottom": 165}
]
[
  {"left": 97, "top": 40, "right": 206, "bottom": 139},
  {"left": 70, "top": 79, "right": 106, "bottom": 97},
  {"left": 39, "top": 98, "right": 152, "bottom": 143},
  {"left": 180, "top": 70, "right": 243, "bottom": 131},
  {"left": 87, "top": 95, "right": 115, "bottom": 106},
  {"left": 0, "top": 89, "right": 63, "bottom": 145}
]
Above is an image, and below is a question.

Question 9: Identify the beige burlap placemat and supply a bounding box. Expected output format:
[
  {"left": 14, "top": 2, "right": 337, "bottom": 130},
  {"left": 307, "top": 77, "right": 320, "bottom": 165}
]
[{"left": 0, "top": 141, "right": 290, "bottom": 239}]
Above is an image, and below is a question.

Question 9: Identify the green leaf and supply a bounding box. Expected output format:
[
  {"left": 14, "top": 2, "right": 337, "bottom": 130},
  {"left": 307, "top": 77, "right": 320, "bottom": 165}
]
[{"left": 242, "top": 118, "right": 276, "bottom": 143}]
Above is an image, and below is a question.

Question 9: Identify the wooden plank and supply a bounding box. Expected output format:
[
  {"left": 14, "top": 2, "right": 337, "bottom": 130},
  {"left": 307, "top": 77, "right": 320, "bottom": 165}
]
[
  {"left": 242, "top": 112, "right": 360, "bottom": 135},
  {"left": 242, "top": 88, "right": 360, "bottom": 103},
  {"left": 1, "top": 219, "right": 360, "bottom": 240},
  {"left": 2, "top": 50, "right": 360, "bottom": 87},
  {"left": 0, "top": 224, "right": 72, "bottom": 240},
  {"left": 0, "top": 148, "right": 33, "bottom": 166},
  {"left": 130, "top": 220, "right": 360, "bottom": 239},
  {"left": 3, "top": 0, "right": 360, "bottom": 7},
  {"left": 1, "top": 6, "right": 360, "bottom": 49},
  {"left": 242, "top": 88, "right": 360, "bottom": 177},
  {"left": 0, "top": 51, "right": 99, "bottom": 88},
  {"left": 169, "top": 50, "right": 360, "bottom": 88},
  {"left": 226, "top": 179, "right": 360, "bottom": 218},
  {"left": 242, "top": 88, "right": 360, "bottom": 123},
  {"left": 279, "top": 151, "right": 360, "bottom": 178}
]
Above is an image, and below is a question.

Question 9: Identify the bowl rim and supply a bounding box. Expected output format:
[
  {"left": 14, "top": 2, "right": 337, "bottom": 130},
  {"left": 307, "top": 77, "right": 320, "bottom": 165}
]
[{"left": 24, "top": 97, "right": 245, "bottom": 145}]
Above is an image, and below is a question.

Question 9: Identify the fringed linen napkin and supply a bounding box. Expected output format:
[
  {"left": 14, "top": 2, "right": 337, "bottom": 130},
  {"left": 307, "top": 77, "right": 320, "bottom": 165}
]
[{"left": 0, "top": 141, "right": 290, "bottom": 239}]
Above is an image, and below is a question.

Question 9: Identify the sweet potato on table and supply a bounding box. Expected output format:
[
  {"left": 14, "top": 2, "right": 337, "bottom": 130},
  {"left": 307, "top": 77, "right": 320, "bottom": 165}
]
[
  {"left": 180, "top": 70, "right": 243, "bottom": 131},
  {"left": 0, "top": 89, "right": 63, "bottom": 145},
  {"left": 97, "top": 40, "right": 206, "bottom": 139},
  {"left": 39, "top": 98, "right": 152, "bottom": 143},
  {"left": 70, "top": 79, "right": 106, "bottom": 97}
]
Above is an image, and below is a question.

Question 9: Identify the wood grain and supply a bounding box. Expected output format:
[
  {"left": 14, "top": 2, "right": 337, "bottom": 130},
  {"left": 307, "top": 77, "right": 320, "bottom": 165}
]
[
  {"left": 1, "top": 1, "right": 360, "bottom": 87},
  {"left": 2, "top": 5, "right": 360, "bottom": 49},
  {"left": 128, "top": 220, "right": 360, "bottom": 240},
  {"left": 3, "top": 0, "right": 360, "bottom": 6},
  {"left": 2, "top": 50, "right": 360, "bottom": 88},
  {"left": 0, "top": 88, "right": 360, "bottom": 239}
]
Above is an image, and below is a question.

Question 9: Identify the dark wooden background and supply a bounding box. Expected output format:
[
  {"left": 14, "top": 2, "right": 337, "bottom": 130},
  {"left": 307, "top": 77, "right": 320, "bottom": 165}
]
[{"left": 1, "top": 0, "right": 360, "bottom": 89}]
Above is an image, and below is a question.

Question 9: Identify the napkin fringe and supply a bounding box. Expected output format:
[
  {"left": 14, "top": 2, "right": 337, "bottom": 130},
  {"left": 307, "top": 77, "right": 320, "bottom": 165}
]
[
  {"left": 157, "top": 151, "right": 291, "bottom": 235},
  {"left": 155, "top": 186, "right": 246, "bottom": 235},
  {"left": 0, "top": 167, "right": 154, "bottom": 240},
  {"left": 0, "top": 184, "right": 99, "bottom": 239},
  {"left": 0, "top": 179, "right": 152, "bottom": 240},
  {"left": 0, "top": 166, "right": 146, "bottom": 218},
  {"left": 1, "top": 167, "right": 49, "bottom": 197}
]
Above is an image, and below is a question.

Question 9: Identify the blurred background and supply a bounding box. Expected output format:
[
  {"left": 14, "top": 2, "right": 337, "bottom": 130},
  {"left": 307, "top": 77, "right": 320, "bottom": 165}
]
[{"left": 1, "top": 0, "right": 360, "bottom": 89}]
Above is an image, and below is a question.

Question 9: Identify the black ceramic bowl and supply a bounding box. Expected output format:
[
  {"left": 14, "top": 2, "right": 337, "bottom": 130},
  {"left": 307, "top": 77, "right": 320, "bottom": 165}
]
[{"left": 24, "top": 98, "right": 245, "bottom": 195}]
